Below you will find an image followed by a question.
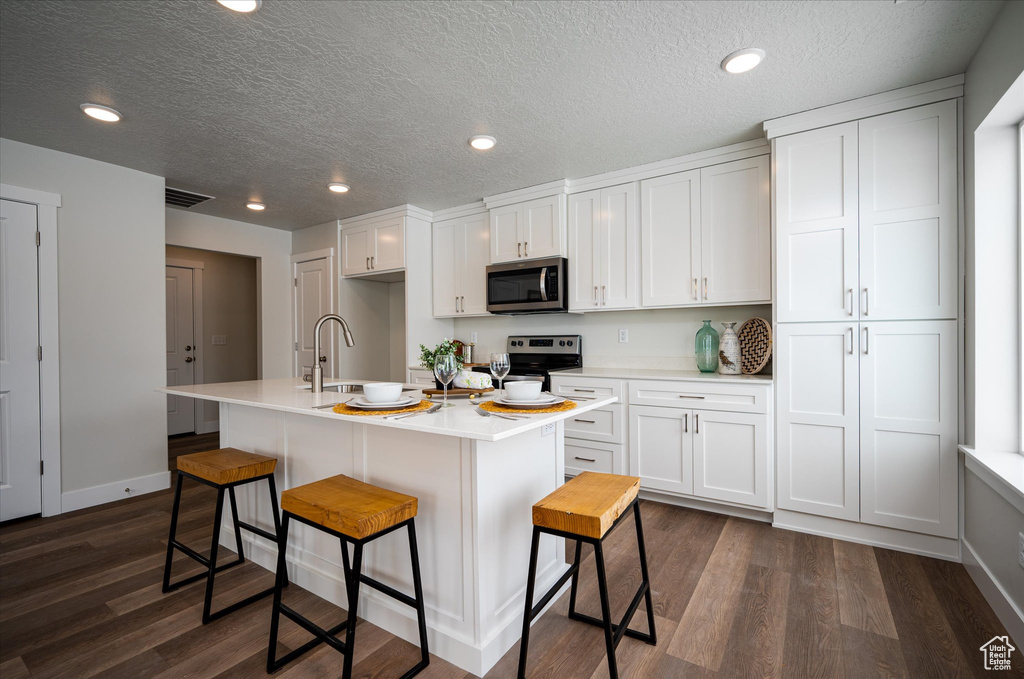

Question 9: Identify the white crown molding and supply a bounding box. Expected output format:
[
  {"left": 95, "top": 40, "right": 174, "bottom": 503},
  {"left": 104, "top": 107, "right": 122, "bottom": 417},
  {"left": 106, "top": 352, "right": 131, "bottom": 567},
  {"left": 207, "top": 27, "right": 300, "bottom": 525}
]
[
  {"left": 430, "top": 200, "right": 487, "bottom": 222},
  {"left": 483, "top": 179, "right": 570, "bottom": 209},
  {"left": 763, "top": 74, "right": 965, "bottom": 139},
  {"left": 339, "top": 203, "right": 433, "bottom": 228}
]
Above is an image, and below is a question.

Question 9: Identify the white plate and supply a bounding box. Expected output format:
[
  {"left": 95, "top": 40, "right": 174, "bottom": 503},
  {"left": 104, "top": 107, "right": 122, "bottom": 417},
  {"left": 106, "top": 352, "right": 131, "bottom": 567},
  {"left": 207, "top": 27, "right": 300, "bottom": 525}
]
[
  {"left": 348, "top": 396, "right": 418, "bottom": 409},
  {"left": 493, "top": 395, "right": 566, "bottom": 409},
  {"left": 498, "top": 393, "right": 560, "bottom": 404}
]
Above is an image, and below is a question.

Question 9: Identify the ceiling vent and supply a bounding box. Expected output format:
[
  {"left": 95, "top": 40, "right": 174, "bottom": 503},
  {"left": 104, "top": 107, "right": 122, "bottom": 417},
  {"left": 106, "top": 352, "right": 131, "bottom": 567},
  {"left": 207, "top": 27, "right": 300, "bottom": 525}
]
[{"left": 165, "top": 187, "right": 214, "bottom": 209}]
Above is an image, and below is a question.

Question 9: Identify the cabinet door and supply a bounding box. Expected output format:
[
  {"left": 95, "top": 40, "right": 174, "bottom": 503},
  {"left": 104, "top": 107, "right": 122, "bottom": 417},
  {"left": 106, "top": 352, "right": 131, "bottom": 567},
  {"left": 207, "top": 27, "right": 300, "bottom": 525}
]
[
  {"left": 776, "top": 323, "right": 860, "bottom": 521},
  {"left": 700, "top": 156, "right": 771, "bottom": 304},
  {"left": 629, "top": 405, "right": 692, "bottom": 495},
  {"left": 459, "top": 213, "right": 491, "bottom": 315},
  {"left": 640, "top": 170, "right": 701, "bottom": 307},
  {"left": 521, "top": 194, "right": 565, "bottom": 260},
  {"left": 341, "top": 226, "right": 371, "bottom": 277},
  {"left": 860, "top": 320, "right": 957, "bottom": 538},
  {"left": 567, "top": 190, "right": 600, "bottom": 310},
  {"left": 775, "top": 123, "right": 859, "bottom": 321},
  {"left": 371, "top": 217, "right": 405, "bottom": 271},
  {"left": 692, "top": 409, "right": 768, "bottom": 508},
  {"left": 489, "top": 204, "right": 522, "bottom": 263},
  {"left": 859, "top": 100, "right": 957, "bottom": 321},
  {"left": 565, "top": 440, "right": 624, "bottom": 477},
  {"left": 432, "top": 218, "right": 460, "bottom": 317},
  {"left": 598, "top": 183, "right": 639, "bottom": 310}
]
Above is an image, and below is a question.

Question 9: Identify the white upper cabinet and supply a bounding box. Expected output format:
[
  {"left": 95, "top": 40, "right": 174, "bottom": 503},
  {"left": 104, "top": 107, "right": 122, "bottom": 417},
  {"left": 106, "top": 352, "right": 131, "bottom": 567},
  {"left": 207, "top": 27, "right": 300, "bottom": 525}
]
[
  {"left": 700, "top": 156, "right": 771, "bottom": 304},
  {"left": 640, "top": 169, "right": 701, "bottom": 307},
  {"left": 568, "top": 183, "right": 638, "bottom": 311},
  {"left": 341, "top": 225, "right": 372, "bottom": 277},
  {"left": 341, "top": 217, "right": 406, "bottom": 277},
  {"left": 858, "top": 100, "right": 957, "bottom": 321},
  {"left": 432, "top": 212, "right": 490, "bottom": 317},
  {"left": 775, "top": 122, "right": 859, "bottom": 322},
  {"left": 489, "top": 194, "right": 566, "bottom": 263}
]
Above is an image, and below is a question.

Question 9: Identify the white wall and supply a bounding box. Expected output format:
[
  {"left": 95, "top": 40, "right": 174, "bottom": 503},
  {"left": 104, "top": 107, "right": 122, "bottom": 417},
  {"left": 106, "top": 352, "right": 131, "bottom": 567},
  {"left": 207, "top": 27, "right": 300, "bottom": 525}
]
[
  {"left": 0, "top": 138, "right": 167, "bottom": 497},
  {"left": 389, "top": 282, "right": 406, "bottom": 382},
  {"left": 166, "top": 209, "right": 292, "bottom": 380}
]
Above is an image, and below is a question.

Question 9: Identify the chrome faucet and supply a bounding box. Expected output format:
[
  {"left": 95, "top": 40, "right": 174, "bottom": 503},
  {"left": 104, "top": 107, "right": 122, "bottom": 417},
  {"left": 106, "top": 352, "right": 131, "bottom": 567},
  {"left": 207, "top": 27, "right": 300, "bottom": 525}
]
[{"left": 311, "top": 313, "right": 356, "bottom": 393}]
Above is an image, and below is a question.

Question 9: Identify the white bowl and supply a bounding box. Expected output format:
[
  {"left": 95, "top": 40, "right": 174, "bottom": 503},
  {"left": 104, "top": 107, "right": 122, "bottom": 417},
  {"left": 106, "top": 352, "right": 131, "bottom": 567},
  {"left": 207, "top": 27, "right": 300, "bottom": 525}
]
[
  {"left": 362, "top": 382, "right": 404, "bottom": 404},
  {"left": 504, "top": 380, "right": 543, "bottom": 401}
]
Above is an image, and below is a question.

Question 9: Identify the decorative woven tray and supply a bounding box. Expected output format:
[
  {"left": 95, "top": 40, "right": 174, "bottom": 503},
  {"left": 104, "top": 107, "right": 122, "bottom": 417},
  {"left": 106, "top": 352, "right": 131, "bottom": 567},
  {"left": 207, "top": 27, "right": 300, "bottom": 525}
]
[
  {"left": 332, "top": 399, "right": 433, "bottom": 416},
  {"left": 737, "top": 317, "right": 772, "bottom": 374},
  {"left": 478, "top": 400, "right": 577, "bottom": 415}
]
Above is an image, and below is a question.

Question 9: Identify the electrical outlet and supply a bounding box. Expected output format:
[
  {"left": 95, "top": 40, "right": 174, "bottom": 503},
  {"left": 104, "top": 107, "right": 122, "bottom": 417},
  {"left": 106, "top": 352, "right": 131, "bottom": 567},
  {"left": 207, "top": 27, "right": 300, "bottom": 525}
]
[
  {"left": 542, "top": 423, "right": 555, "bottom": 437},
  {"left": 1018, "top": 532, "right": 1024, "bottom": 570},
  {"left": 212, "top": 335, "right": 227, "bottom": 346},
  {"left": 618, "top": 328, "right": 628, "bottom": 343},
  {"left": 470, "top": 332, "right": 478, "bottom": 344}
]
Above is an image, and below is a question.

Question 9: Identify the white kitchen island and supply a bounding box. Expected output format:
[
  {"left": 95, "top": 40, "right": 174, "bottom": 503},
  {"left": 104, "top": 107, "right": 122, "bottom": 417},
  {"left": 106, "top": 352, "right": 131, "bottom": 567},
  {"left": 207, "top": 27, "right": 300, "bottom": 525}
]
[{"left": 159, "top": 378, "right": 617, "bottom": 676}]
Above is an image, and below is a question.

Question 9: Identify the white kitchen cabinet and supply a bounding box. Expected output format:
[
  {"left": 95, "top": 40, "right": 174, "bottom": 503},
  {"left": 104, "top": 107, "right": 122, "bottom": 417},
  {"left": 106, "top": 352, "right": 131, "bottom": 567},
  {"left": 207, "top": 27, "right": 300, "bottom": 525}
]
[
  {"left": 565, "top": 440, "right": 624, "bottom": 477},
  {"left": 432, "top": 212, "right": 490, "bottom": 317},
  {"left": 341, "top": 218, "right": 406, "bottom": 277},
  {"left": 408, "top": 368, "right": 435, "bottom": 386},
  {"left": 692, "top": 409, "right": 768, "bottom": 508},
  {"left": 489, "top": 194, "right": 566, "bottom": 263},
  {"left": 700, "top": 156, "right": 771, "bottom": 304},
  {"left": 341, "top": 225, "right": 372, "bottom": 277},
  {"left": 568, "top": 183, "right": 638, "bottom": 311},
  {"left": 629, "top": 405, "right": 693, "bottom": 496},
  {"left": 640, "top": 169, "right": 701, "bottom": 307},
  {"left": 775, "top": 122, "right": 859, "bottom": 322},
  {"left": 858, "top": 100, "right": 957, "bottom": 321},
  {"left": 776, "top": 323, "right": 860, "bottom": 521},
  {"left": 859, "top": 320, "right": 958, "bottom": 538}
]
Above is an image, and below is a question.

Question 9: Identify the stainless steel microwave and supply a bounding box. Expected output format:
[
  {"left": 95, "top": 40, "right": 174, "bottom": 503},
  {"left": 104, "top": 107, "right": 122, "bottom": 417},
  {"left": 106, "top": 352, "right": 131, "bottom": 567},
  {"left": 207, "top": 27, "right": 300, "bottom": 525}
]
[{"left": 485, "top": 257, "right": 568, "bottom": 314}]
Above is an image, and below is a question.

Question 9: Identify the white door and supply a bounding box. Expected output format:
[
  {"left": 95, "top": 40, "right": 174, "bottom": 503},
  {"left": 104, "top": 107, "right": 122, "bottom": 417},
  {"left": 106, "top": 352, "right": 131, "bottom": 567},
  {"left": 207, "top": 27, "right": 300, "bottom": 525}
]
[
  {"left": 371, "top": 217, "right": 405, "bottom": 272},
  {"left": 341, "top": 226, "right": 370, "bottom": 276},
  {"left": 598, "top": 183, "right": 638, "bottom": 310},
  {"left": 567, "top": 189, "right": 600, "bottom": 310},
  {"left": 294, "top": 257, "right": 334, "bottom": 378},
  {"left": 432, "top": 218, "right": 460, "bottom": 317},
  {"left": 858, "top": 100, "right": 958, "bottom": 321},
  {"left": 489, "top": 204, "right": 522, "bottom": 263},
  {"left": 700, "top": 156, "right": 771, "bottom": 304},
  {"left": 629, "top": 405, "right": 693, "bottom": 495},
  {"left": 0, "top": 199, "right": 42, "bottom": 521},
  {"left": 776, "top": 323, "right": 860, "bottom": 520},
  {"left": 166, "top": 266, "right": 196, "bottom": 436},
  {"left": 460, "top": 213, "right": 490, "bottom": 315},
  {"left": 521, "top": 195, "right": 564, "bottom": 260},
  {"left": 641, "top": 169, "right": 701, "bottom": 307},
  {"left": 775, "top": 122, "right": 859, "bottom": 322},
  {"left": 692, "top": 409, "right": 768, "bottom": 508},
  {"left": 860, "top": 320, "right": 958, "bottom": 538}
]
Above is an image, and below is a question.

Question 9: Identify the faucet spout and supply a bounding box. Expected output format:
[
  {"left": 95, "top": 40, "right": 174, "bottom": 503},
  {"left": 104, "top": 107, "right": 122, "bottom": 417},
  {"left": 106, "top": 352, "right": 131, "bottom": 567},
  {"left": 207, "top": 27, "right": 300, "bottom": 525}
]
[{"left": 311, "top": 313, "right": 355, "bottom": 393}]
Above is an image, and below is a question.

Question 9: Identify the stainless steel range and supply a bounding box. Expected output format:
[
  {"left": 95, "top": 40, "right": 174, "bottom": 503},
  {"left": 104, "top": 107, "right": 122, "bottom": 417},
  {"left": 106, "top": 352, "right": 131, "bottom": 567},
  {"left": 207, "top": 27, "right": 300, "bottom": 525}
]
[{"left": 472, "top": 335, "right": 582, "bottom": 391}]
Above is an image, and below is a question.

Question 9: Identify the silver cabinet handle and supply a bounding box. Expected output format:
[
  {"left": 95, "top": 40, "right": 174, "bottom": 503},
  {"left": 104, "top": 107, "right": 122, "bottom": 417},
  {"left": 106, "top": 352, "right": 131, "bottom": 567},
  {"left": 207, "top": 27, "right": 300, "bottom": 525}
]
[
  {"left": 524, "top": 241, "right": 528, "bottom": 257},
  {"left": 371, "top": 256, "right": 375, "bottom": 269},
  {"left": 863, "top": 288, "right": 869, "bottom": 315},
  {"left": 573, "top": 418, "right": 596, "bottom": 424},
  {"left": 461, "top": 296, "right": 465, "bottom": 312},
  {"left": 594, "top": 285, "right": 599, "bottom": 305},
  {"left": 518, "top": 242, "right": 522, "bottom": 257},
  {"left": 366, "top": 256, "right": 370, "bottom": 270},
  {"left": 678, "top": 394, "right": 705, "bottom": 399},
  {"left": 703, "top": 277, "right": 708, "bottom": 300},
  {"left": 695, "top": 413, "right": 700, "bottom": 434},
  {"left": 846, "top": 289, "right": 853, "bottom": 316},
  {"left": 455, "top": 296, "right": 460, "bottom": 313},
  {"left": 573, "top": 388, "right": 596, "bottom": 393},
  {"left": 847, "top": 326, "right": 854, "bottom": 355},
  {"left": 684, "top": 412, "right": 688, "bottom": 433},
  {"left": 602, "top": 285, "right": 606, "bottom": 305},
  {"left": 863, "top": 326, "right": 869, "bottom": 355},
  {"left": 692, "top": 278, "right": 698, "bottom": 300},
  {"left": 574, "top": 456, "right": 596, "bottom": 463}
]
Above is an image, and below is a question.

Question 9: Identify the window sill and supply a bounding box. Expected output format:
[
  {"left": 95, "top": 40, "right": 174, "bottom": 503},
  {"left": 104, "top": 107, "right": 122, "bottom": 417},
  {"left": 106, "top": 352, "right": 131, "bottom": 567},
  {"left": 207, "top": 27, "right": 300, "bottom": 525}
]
[{"left": 959, "top": 445, "right": 1024, "bottom": 511}]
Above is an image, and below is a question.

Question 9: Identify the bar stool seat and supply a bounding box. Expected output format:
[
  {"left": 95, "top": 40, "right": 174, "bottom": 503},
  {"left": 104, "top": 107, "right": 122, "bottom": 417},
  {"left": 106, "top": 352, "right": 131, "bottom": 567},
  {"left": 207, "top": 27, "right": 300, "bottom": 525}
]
[
  {"left": 177, "top": 448, "right": 277, "bottom": 485},
  {"left": 267, "top": 474, "right": 429, "bottom": 679},
  {"left": 518, "top": 472, "right": 657, "bottom": 679}
]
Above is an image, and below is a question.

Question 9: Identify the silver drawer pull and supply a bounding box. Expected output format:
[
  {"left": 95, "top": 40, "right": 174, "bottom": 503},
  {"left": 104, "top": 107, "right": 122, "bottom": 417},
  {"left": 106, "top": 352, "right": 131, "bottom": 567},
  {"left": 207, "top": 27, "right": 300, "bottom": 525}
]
[
  {"left": 574, "top": 456, "right": 596, "bottom": 463},
  {"left": 573, "top": 388, "right": 596, "bottom": 393},
  {"left": 678, "top": 395, "right": 706, "bottom": 399},
  {"left": 573, "top": 418, "right": 596, "bottom": 424}
]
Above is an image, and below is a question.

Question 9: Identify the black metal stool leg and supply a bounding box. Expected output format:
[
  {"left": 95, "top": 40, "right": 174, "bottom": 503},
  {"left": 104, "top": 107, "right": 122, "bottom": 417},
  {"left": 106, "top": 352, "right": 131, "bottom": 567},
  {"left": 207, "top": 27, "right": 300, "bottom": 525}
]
[
  {"left": 341, "top": 543, "right": 363, "bottom": 679},
  {"left": 593, "top": 542, "right": 619, "bottom": 679},
  {"left": 266, "top": 474, "right": 288, "bottom": 587},
  {"left": 228, "top": 486, "right": 245, "bottom": 563},
  {"left": 266, "top": 513, "right": 291, "bottom": 673},
  {"left": 517, "top": 526, "right": 542, "bottom": 679},
  {"left": 201, "top": 487, "right": 226, "bottom": 624},
  {"left": 161, "top": 472, "right": 185, "bottom": 593},
  {"left": 567, "top": 539, "right": 583, "bottom": 618},
  {"left": 406, "top": 519, "right": 430, "bottom": 676},
  {"left": 634, "top": 502, "right": 657, "bottom": 645}
]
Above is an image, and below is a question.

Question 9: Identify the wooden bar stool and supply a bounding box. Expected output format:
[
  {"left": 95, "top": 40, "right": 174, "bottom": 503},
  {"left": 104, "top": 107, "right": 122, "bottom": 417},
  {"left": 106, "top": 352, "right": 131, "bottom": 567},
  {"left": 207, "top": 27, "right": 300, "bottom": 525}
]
[
  {"left": 162, "top": 447, "right": 283, "bottom": 624},
  {"left": 266, "top": 474, "right": 429, "bottom": 679},
  {"left": 517, "top": 471, "right": 656, "bottom": 679}
]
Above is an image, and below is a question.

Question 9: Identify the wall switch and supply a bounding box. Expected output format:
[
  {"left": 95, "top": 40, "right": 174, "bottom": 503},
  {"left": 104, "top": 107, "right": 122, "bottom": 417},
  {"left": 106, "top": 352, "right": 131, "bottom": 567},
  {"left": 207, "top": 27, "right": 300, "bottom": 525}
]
[
  {"left": 1018, "top": 532, "right": 1024, "bottom": 570},
  {"left": 212, "top": 335, "right": 227, "bottom": 346},
  {"left": 618, "top": 328, "right": 628, "bottom": 343},
  {"left": 470, "top": 332, "right": 478, "bottom": 344},
  {"left": 542, "top": 423, "right": 555, "bottom": 437}
]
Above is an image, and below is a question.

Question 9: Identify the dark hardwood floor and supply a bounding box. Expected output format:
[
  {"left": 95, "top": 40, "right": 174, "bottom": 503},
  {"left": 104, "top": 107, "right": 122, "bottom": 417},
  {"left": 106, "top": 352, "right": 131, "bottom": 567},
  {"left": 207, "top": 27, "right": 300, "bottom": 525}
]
[{"left": 0, "top": 434, "right": 1019, "bottom": 678}]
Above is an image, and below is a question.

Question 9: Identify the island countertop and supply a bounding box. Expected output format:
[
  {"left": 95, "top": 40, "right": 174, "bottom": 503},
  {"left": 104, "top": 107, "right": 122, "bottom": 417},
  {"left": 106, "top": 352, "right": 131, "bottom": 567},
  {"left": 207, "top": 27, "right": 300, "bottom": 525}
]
[{"left": 159, "top": 377, "right": 617, "bottom": 443}]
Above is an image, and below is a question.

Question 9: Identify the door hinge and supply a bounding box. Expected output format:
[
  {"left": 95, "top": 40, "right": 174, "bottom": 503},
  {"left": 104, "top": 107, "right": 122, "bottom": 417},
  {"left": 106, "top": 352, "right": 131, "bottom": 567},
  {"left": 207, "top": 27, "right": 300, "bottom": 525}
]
[
  {"left": 294, "top": 342, "right": 298, "bottom": 351},
  {"left": 40, "top": 460, "right": 44, "bottom": 475},
  {"left": 38, "top": 346, "right": 43, "bottom": 361},
  {"left": 36, "top": 231, "right": 41, "bottom": 247},
  {"left": 294, "top": 277, "right": 298, "bottom": 287}
]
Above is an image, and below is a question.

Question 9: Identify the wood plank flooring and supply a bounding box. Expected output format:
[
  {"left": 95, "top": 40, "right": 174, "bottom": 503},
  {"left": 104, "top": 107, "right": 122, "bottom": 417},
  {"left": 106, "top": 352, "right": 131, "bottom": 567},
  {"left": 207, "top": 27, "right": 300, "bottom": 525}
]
[{"left": 1, "top": 433, "right": 1020, "bottom": 677}]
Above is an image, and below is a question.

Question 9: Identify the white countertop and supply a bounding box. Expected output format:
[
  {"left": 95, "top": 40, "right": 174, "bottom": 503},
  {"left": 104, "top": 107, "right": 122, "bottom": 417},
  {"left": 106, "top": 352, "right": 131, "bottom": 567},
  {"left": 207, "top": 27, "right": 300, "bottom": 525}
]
[
  {"left": 159, "top": 378, "right": 616, "bottom": 443},
  {"left": 557, "top": 367, "right": 773, "bottom": 384}
]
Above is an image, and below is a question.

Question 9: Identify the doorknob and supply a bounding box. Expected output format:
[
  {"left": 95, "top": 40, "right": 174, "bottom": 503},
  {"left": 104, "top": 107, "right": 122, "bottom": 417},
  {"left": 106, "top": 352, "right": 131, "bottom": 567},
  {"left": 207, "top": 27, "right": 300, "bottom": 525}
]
[
  {"left": 185, "top": 356, "right": 194, "bottom": 363},
  {"left": 319, "top": 355, "right": 327, "bottom": 363},
  {"left": 185, "top": 345, "right": 193, "bottom": 351}
]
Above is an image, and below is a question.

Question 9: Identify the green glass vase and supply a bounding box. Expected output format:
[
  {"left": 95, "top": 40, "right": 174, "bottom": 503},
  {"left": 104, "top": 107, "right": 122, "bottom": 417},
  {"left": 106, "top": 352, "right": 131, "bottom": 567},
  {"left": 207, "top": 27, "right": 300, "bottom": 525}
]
[{"left": 695, "top": 320, "right": 719, "bottom": 373}]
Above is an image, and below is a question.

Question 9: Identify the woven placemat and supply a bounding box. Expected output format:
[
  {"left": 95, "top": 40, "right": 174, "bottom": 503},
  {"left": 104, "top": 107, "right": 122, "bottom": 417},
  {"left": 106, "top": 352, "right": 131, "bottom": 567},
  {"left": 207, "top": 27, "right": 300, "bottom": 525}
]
[
  {"left": 478, "top": 400, "right": 577, "bottom": 415},
  {"left": 332, "top": 399, "right": 433, "bottom": 416}
]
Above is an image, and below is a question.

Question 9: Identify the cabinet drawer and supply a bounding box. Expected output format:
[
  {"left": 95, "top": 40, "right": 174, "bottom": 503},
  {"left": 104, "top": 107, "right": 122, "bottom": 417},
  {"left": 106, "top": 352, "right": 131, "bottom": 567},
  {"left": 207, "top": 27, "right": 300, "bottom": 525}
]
[
  {"left": 629, "top": 380, "right": 767, "bottom": 414},
  {"left": 550, "top": 376, "right": 625, "bottom": 403},
  {"left": 408, "top": 369, "right": 435, "bottom": 386},
  {"left": 564, "top": 404, "right": 624, "bottom": 444},
  {"left": 565, "top": 440, "right": 622, "bottom": 476}
]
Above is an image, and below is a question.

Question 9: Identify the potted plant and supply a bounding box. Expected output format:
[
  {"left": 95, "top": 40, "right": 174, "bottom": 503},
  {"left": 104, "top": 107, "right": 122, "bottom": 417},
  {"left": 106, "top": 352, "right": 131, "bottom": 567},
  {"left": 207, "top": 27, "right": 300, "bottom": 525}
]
[{"left": 419, "top": 338, "right": 465, "bottom": 389}]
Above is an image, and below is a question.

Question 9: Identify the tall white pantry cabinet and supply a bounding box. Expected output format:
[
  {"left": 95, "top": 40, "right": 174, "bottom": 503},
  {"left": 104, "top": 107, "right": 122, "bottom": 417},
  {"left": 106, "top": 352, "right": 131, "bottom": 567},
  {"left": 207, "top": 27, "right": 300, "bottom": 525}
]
[{"left": 774, "top": 99, "right": 960, "bottom": 543}]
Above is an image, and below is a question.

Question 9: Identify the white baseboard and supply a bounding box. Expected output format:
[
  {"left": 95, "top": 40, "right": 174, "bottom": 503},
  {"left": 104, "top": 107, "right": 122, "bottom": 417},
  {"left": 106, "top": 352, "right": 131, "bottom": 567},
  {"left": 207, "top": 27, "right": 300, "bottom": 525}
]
[
  {"left": 61, "top": 470, "right": 171, "bottom": 513},
  {"left": 638, "top": 488, "right": 774, "bottom": 523},
  {"left": 962, "top": 538, "right": 1024, "bottom": 647}
]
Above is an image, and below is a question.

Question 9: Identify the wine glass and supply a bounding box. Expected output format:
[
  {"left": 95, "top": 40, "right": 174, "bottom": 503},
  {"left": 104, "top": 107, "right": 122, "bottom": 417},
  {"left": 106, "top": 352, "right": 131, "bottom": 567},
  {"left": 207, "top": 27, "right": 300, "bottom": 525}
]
[
  {"left": 434, "top": 353, "right": 458, "bottom": 408},
  {"left": 489, "top": 353, "right": 510, "bottom": 398}
]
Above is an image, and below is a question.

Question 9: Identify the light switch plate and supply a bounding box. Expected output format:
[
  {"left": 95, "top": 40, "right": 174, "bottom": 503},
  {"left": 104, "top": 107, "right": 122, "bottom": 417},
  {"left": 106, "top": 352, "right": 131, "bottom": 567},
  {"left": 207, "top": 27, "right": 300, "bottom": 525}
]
[
  {"left": 542, "top": 423, "right": 555, "bottom": 437},
  {"left": 470, "top": 332, "right": 478, "bottom": 344},
  {"left": 212, "top": 335, "right": 227, "bottom": 346},
  {"left": 618, "top": 329, "right": 628, "bottom": 343}
]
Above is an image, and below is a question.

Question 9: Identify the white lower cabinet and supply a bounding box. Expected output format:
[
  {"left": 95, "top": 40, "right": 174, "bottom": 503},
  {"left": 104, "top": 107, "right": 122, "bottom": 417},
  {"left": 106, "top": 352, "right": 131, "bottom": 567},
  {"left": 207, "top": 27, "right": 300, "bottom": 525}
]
[
  {"left": 692, "top": 409, "right": 768, "bottom": 508},
  {"left": 408, "top": 368, "right": 434, "bottom": 386},
  {"left": 629, "top": 405, "right": 693, "bottom": 496},
  {"left": 565, "top": 440, "right": 623, "bottom": 476}
]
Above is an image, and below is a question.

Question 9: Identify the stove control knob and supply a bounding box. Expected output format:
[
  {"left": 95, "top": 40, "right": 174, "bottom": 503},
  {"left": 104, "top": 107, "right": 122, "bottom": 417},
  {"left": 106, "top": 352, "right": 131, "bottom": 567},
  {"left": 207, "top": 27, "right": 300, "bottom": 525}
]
[
  {"left": 559, "top": 340, "right": 566, "bottom": 346},
  {"left": 567, "top": 340, "right": 574, "bottom": 346}
]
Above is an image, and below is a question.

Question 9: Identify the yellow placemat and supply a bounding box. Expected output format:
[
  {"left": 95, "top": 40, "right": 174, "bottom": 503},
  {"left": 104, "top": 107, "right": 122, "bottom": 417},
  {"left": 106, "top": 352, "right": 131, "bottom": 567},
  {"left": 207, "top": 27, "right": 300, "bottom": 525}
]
[
  {"left": 333, "top": 399, "right": 433, "bottom": 416},
  {"left": 479, "top": 399, "right": 578, "bottom": 415}
]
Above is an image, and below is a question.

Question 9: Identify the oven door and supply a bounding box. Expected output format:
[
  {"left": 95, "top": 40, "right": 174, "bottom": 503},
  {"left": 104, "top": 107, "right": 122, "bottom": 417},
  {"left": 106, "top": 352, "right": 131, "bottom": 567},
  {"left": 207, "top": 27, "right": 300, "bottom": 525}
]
[{"left": 486, "top": 257, "right": 567, "bottom": 314}]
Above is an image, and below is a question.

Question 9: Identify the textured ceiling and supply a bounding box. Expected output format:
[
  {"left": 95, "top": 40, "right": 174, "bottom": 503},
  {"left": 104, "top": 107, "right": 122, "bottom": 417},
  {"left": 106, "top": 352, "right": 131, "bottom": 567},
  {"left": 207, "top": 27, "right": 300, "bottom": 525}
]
[{"left": 0, "top": 0, "right": 1004, "bottom": 231}]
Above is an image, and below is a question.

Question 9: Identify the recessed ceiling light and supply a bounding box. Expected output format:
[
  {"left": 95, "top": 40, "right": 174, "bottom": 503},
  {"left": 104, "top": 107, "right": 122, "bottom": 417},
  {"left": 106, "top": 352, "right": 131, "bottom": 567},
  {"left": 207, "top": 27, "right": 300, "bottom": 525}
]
[
  {"left": 328, "top": 183, "right": 350, "bottom": 193},
  {"left": 216, "top": 0, "right": 262, "bottom": 12},
  {"left": 80, "top": 103, "right": 122, "bottom": 122},
  {"left": 246, "top": 202, "right": 266, "bottom": 210},
  {"left": 721, "top": 48, "right": 765, "bottom": 74},
  {"left": 469, "top": 135, "right": 496, "bottom": 150}
]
